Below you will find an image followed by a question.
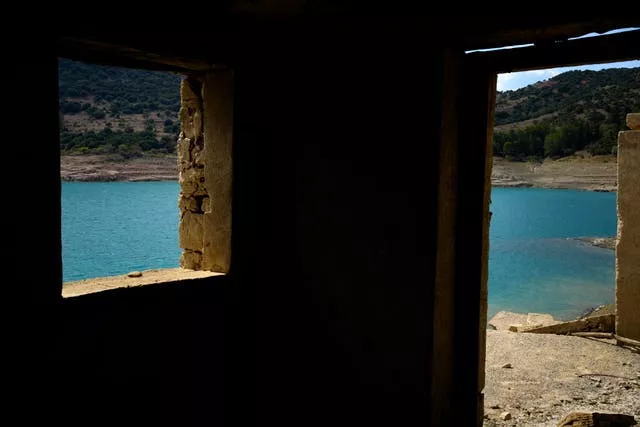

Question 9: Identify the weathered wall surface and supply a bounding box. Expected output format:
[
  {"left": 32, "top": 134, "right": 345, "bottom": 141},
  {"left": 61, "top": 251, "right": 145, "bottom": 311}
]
[
  {"left": 178, "top": 73, "right": 233, "bottom": 272},
  {"left": 30, "top": 25, "right": 491, "bottom": 427},
  {"left": 178, "top": 78, "right": 207, "bottom": 269},
  {"left": 51, "top": 36, "right": 488, "bottom": 426},
  {"left": 226, "top": 33, "right": 443, "bottom": 425},
  {"left": 202, "top": 71, "right": 233, "bottom": 272},
  {"left": 227, "top": 28, "right": 489, "bottom": 426},
  {"left": 55, "top": 276, "right": 227, "bottom": 426},
  {"left": 616, "top": 113, "right": 640, "bottom": 341}
]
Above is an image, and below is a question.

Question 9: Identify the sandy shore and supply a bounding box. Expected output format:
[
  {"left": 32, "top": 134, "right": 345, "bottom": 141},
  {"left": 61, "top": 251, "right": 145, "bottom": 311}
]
[
  {"left": 62, "top": 154, "right": 617, "bottom": 190},
  {"left": 492, "top": 155, "right": 617, "bottom": 192},
  {"left": 61, "top": 154, "right": 178, "bottom": 182}
]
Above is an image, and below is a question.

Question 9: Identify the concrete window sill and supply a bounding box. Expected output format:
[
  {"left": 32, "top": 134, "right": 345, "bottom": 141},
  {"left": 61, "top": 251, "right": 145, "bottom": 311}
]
[{"left": 62, "top": 268, "right": 224, "bottom": 298}]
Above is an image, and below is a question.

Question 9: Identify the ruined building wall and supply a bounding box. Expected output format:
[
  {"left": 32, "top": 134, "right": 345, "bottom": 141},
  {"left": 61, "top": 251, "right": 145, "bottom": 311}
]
[
  {"left": 178, "top": 77, "right": 207, "bottom": 269},
  {"left": 616, "top": 113, "right": 640, "bottom": 341},
  {"left": 177, "top": 73, "right": 232, "bottom": 272}
]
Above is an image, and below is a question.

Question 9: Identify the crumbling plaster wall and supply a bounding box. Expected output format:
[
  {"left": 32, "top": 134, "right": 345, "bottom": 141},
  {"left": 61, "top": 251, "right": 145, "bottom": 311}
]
[
  {"left": 178, "top": 73, "right": 232, "bottom": 272},
  {"left": 616, "top": 113, "right": 640, "bottom": 341}
]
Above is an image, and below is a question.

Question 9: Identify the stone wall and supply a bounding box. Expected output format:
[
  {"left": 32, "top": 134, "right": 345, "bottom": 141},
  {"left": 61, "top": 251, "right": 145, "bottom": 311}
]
[
  {"left": 177, "top": 73, "right": 232, "bottom": 272},
  {"left": 178, "top": 77, "right": 207, "bottom": 269},
  {"left": 616, "top": 113, "right": 640, "bottom": 341}
]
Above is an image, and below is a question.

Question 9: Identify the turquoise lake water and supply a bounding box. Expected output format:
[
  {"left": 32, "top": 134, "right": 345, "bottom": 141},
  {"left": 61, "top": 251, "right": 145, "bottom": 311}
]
[
  {"left": 488, "top": 187, "right": 616, "bottom": 320},
  {"left": 61, "top": 182, "right": 617, "bottom": 320},
  {"left": 61, "top": 181, "right": 182, "bottom": 282}
]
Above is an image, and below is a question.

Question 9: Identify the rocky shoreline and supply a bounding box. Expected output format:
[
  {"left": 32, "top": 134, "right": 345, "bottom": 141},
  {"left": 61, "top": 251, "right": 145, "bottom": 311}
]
[
  {"left": 574, "top": 236, "right": 616, "bottom": 250},
  {"left": 60, "top": 155, "right": 618, "bottom": 190},
  {"left": 577, "top": 303, "right": 616, "bottom": 319}
]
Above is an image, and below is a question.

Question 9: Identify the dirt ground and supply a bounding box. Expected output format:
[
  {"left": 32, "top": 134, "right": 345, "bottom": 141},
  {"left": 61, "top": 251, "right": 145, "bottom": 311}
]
[
  {"left": 60, "top": 154, "right": 178, "bottom": 181},
  {"left": 484, "top": 330, "right": 640, "bottom": 426},
  {"left": 62, "top": 268, "right": 221, "bottom": 297},
  {"left": 491, "top": 155, "right": 618, "bottom": 192},
  {"left": 61, "top": 154, "right": 618, "bottom": 191}
]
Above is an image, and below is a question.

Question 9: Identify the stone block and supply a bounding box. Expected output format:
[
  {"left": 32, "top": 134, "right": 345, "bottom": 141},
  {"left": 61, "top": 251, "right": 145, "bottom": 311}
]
[
  {"left": 488, "top": 311, "right": 560, "bottom": 331},
  {"left": 200, "top": 196, "right": 210, "bottom": 213},
  {"left": 527, "top": 313, "right": 560, "bottom": 327},
  {"left": 179, "top": 167, "right": 205, "bottom": 197},
  {"left": 524, "top": 314, "right": 615, "bottom": 335},
  {"left": 508, "top": 324, "right": 542, "bottom": 332},
  {"left": 180, "top": 78, "right": 203, "bottom": 140},
  {"left": 178, "top": 195, "right": 198, "bottom": 212},
  {"left": 177, "top": 135, "right": 191, "bottom": 166},
  {"left": 558, "top": 411, "right": 636, "bottom": 426},
  {"left": 179, "top": 179, "right": 197, "bottom": 196},
  {"left": 180, "top": 250, "right": 202, "bottom": 270},
  {"left": 193, "top": 182, "right": 208, "bottom": 197},
  {"left": 202, "top": 211, "right": 231, "bottom": 273},
  {"left": 184, "top": 109, "right": 202, "bottom": 140},
  {"left": 179, "top": 211, "right": 203, "bottom": 251},
  {"left": 626, "top": 113, "right": 640, "bottom": 130},
  {"left": 192, "top": 143, "right": 204, "bottom": 166},
  {"left": 617, "top": 128, "right": 640, "bottom": 341},
  {"left": 180, "top": 79, "right": 200, "bottom": 103},
  {"left": 489, "top": 311, "right": 527, "bottom": 331},
  {"left": 499, "top": 412, "right": 511, "bottom": 421}
]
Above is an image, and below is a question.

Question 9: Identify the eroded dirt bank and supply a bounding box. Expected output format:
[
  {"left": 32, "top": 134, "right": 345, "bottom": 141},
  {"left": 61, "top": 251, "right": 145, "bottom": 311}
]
[
  {"left": 61, "top": 154, "right": 178, "bottom": 182},
  {"left": 491, "top": 155, "right": 617, "bottom": 192},
  {"left": 62, "top": 154, "right": 617, "bottom": 191}
]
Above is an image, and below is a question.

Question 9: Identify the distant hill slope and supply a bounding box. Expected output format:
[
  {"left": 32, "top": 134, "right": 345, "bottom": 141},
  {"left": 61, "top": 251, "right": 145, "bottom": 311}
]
[
  {"left": 59, "top": 59, "right": 639, "bottom": 161},
  {"left": 494, "top": 67, "right": 640, "bottom": 159},
  {"left": 59, "top": 58, "right": 182, "bottom": 157}
]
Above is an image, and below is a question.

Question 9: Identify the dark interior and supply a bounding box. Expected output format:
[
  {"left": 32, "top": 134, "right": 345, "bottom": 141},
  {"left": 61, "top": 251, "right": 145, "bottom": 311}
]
[{"left": 10, "top": 14, "right": 639, "bottom": 427}]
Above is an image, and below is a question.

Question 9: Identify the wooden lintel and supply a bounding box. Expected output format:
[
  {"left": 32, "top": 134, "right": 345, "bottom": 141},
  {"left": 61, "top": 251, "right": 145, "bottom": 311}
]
[
  {"left": 57, "top": 37, "right": 218, "bottom": 73},
  {"left": 466, "top": 30, "right": 640, "bottom": 74},
  {"left": 616, "top": 334, "right": 640, "bottom": 348},
  {"left": 571, "top": 332, "right": 614, "bottom": 339}
]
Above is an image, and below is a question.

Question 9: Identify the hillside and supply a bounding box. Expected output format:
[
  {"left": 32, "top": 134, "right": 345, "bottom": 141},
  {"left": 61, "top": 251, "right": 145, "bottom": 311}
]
[
  {"left": 494, "top": 67, "right": 640, "bottom": 159},
  {"left": 59, "top": 58, "right": 182, "bottom": 157},
  {"left": 58, "top": 60, "right": 639, "bottom": 182}
]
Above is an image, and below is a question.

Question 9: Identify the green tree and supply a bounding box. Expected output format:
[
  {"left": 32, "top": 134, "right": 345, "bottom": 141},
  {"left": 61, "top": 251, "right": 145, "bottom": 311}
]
[{"left": 544, "top": 130, "right": 564, "bottom": 157}]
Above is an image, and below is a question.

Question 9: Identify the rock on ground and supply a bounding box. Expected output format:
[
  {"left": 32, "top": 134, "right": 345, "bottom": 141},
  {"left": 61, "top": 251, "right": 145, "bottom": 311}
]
[{"left": 488, "top": 311, "right": 561, "bottom": 332}]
